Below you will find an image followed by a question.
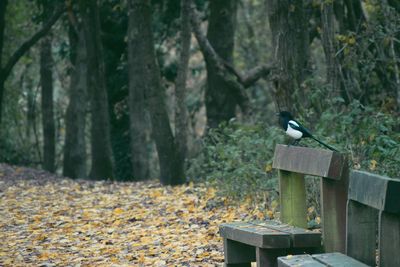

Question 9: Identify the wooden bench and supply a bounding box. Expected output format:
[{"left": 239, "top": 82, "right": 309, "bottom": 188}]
[
  {"left": 220, "top": 145, "right": 348, "bottom": 266},
  {"left": 278, "top": 170, "right": 400, "bottom": 266},
  {"left": 220, "top": 221, "right": 322, "bottom": 266}
]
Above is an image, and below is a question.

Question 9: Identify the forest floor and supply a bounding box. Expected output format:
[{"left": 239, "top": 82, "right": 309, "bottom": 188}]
[{"left": 0, "top": 164, "right": 265, "bottom": 266}]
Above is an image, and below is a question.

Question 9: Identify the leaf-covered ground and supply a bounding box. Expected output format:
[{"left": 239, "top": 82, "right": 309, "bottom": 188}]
[{"left": 0, "top": 164, "right": 266, "bottom": 266}]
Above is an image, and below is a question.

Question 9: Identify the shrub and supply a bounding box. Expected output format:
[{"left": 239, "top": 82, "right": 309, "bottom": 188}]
[{"left": 188, "top": 121, "right": 285, "bottom": 205}]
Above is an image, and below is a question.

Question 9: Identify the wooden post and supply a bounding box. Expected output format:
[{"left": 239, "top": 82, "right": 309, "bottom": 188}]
[
  {"left": 379, "top": 212, "right": 400, "bottom": 267},
  {"left": 346, "top": 200, "right": 378, "bottom": 265},
  {"left": 257, "top": 248, "right": 288, "bottom": 267},
  {"left": 279, "top": 170, "right": 307, "bottom": 228},
  {"left": 320, "top": 164, "right": 348, "bottom": 253},
  {"left": 223, "top": 238, "right": 254, "bottom": 267}
]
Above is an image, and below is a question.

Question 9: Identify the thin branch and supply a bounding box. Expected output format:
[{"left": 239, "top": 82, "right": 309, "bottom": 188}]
[
  {"left": 2, "top": 5, "right": 65, "bottom": 80},
  {"left": 189, "top": 4, "right": 250, "bottom": 113},
  {"left": 223, "top": 61, "right": 273, "bottom": 88},
  {"left": 189, "top": 2, "right": 273, "bottom": 89}
]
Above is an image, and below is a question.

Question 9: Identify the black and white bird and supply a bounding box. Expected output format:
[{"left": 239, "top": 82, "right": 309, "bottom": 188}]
[{"left": 277, "top": 111, "right": 337, "bottom": 151}]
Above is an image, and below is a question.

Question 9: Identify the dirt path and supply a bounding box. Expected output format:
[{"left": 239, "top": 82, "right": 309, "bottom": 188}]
[{"left": 0, "top": 164, "right": 260, "bottom": 266}]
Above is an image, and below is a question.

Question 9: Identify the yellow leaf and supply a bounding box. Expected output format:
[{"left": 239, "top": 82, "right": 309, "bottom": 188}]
[
  {"left": 369, "top": 160, "right": 377, "bottom": 171},
  {"left": 348, "top": 36, "right": 356, "bottom": 45},
  {"left": 138, "top": 253, "right": 145, "bottom": 263},
  {"left": 265, "top": 164, "right": 273, "bottom": 172},
  {"left": 267, "top": 210, "right": 274, "bottom": 219},
  {"left": 113, "top": 207, "right": 124, "bottom": 215},
  {"left": 113, "top": 219, "right": 122, "bottom": 226}
]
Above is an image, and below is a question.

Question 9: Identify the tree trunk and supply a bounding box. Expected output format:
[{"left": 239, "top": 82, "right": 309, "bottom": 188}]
[
  {"left": 40, "top": 35, "right": 55, "bottom": 172},
  {"left": 127, "top": 0, "right": 150, "bottom": 180},
  {"left": 267, "top": 0, "right": 310, "bottom": 112},
  {"left": 175, "top": 0, "right": 191, "bottom": 160},
  {"left": 63, "top": 27, "right": 87, "bottom": 179},
  {"left": 205, "top": 0, "right": 239, "bottom": 128},
  {"left": 80, "top": 0, "right": 114, "bottom": 180},
  {"left": 26, "top": 74, "right": 35, "bottom": 141},
  {"left": 0, "top": 0, "right": 6, "bottom": 70},
  {"left": 321, "top": 1, "right": 342, "bottom": 102},
  {"left": 0, "top": 0, "right": 8, "bottom": 125},
  {"left": 128, "top": 0, "right": 184, "bottom": 185}
]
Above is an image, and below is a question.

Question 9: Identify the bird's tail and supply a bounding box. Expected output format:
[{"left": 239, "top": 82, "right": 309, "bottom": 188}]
[{"left": 310, "top": 135, "right": 338, "bottom": 151}]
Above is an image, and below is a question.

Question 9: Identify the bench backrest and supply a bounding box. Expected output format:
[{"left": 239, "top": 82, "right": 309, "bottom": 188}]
[
  {"left": 273, "top": 144, "right": 348, "bottom": 252},
  {"left": 347, "top": 170, "right": 400, "bottom": 267}
]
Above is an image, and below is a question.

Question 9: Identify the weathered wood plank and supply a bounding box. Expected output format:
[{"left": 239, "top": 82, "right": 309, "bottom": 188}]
[
  {"left": 223, "top": 238, "right": 254, "bottom": 266},
  {"left": 220, "top": 222, "right": 291, "bottom": 248},
  {"left": 272, "top": 145, "right": 346, "bottom": 180},
  {"left": 279, "top": 170, "right": 308, "bottom": 228},
  {"left": 320, "top": 164, "right": 349, "bottom": 253},
  {"left": 278, "top": 255, "right": 325, "bottom": 267},
  {"left": 252, "top": 221, "right": 322, "bottom": 248},
  {"left": 379, "top": 211, "right": 400, "bottom": 267},
  {"left": 313, "top": 253, "right": 369, "bottom": 266},
  {"left": 349, "top": 170, "right": 400, "bottom": 213},
  {"left": 346, "top": 200, "right": 378, "bottom": 266}
]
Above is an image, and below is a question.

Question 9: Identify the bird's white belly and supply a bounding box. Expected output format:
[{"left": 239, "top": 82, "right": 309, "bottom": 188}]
[{"left": 286, "top": 126, "right": 303, "bottom": 139}]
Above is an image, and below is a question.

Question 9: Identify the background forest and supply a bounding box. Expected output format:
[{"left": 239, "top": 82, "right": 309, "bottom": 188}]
[{"left": 0, "top": 0, "right": 399, "bottom": 202}]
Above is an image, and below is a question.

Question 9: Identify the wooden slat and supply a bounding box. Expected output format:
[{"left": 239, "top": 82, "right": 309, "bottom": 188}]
[
  {"left": 346, "top": 200, "right": 378, "bottom": 266},
  {"left": 278, "top": 254, "right": 325, "bottom": 267},
  {"left": 220, "top": 222, "right": 291, "bottom": 248},
  {"left": 272, "top": 145, "right": 346, "bottom": 180},
  {"left": 320, "top": 164, "right": 349, "bottom": 253},
  {"left": 279, "top": 170, "right": 308, "bottom": 228},
  {"left": 379, "top": 211, "right": 400, "bottom": 267},
  {"left": 349, "top": 170, "right": 400, "bottom": 213},
  {"left": 252, "top": 221, "right": 322, "bottom": 248},
  {"left": 312, "top": 253, "right": 369, "bottom": 266}
]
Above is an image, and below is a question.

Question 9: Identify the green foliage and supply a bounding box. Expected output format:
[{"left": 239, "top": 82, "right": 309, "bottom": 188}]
[
  {"left": 314, "top": 99, "right": 400, "bottom": 177},
  {"left": 188, "top": 121, "right": 285, "bottom": 203},
  {"left": 188, "top": 96, "right": 399, "bottom": 205}
]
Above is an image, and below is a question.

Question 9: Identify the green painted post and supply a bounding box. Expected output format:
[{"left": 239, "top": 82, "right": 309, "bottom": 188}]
[{"left": 279, "top": 170, "right": 307, "bottom": 228}]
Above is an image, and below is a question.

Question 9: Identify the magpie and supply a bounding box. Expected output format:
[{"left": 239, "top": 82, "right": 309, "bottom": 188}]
[{"left": 277, "top": 111, "right": 338, "bottom": 151}]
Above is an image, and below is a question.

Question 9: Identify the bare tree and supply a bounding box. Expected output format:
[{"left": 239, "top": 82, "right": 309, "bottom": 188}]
[
  {"left": 63, "top": 25, "right": 87, "bottom": 179},
  {"left": 40, "top": 35, "right": 55, "bottom": 172},
  {"left": 204, "top": 0, "right": 240, "bottom": 128},
  {"left": 128, "top": 0, "right": 184, "bottom": 185},
  {"left": 80, "top": 0, "right": 114, "bottom": 180},
  {"left": 127, "top": 1, "right": 150, "bottom": 180},
  {"left": 175, "top": 0, "right": 191, "bottom": 161}
]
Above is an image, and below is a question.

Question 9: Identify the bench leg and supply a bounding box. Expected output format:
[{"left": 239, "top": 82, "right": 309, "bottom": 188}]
[
  {"left": 224, "top": 238, "right": 254, "bottom": 266},
  {"left": 256, "top": 248, "right": 289, "bottom": 267}
]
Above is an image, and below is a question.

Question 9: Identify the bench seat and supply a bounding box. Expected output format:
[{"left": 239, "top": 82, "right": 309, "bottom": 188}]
[
  {"left": 220, "top": 221, "right": 322, "bottom": 267},
  {"left": 278, "top": 252, "right": 369, "bottom": 267}
]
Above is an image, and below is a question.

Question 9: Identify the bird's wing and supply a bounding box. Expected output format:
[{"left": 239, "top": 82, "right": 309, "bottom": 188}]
[
  {"left": 288, "top": 120, "right": 302, "bottom": 131},
  {"left": 288, "top": 120, "right": 312, "bottom": 137}
]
